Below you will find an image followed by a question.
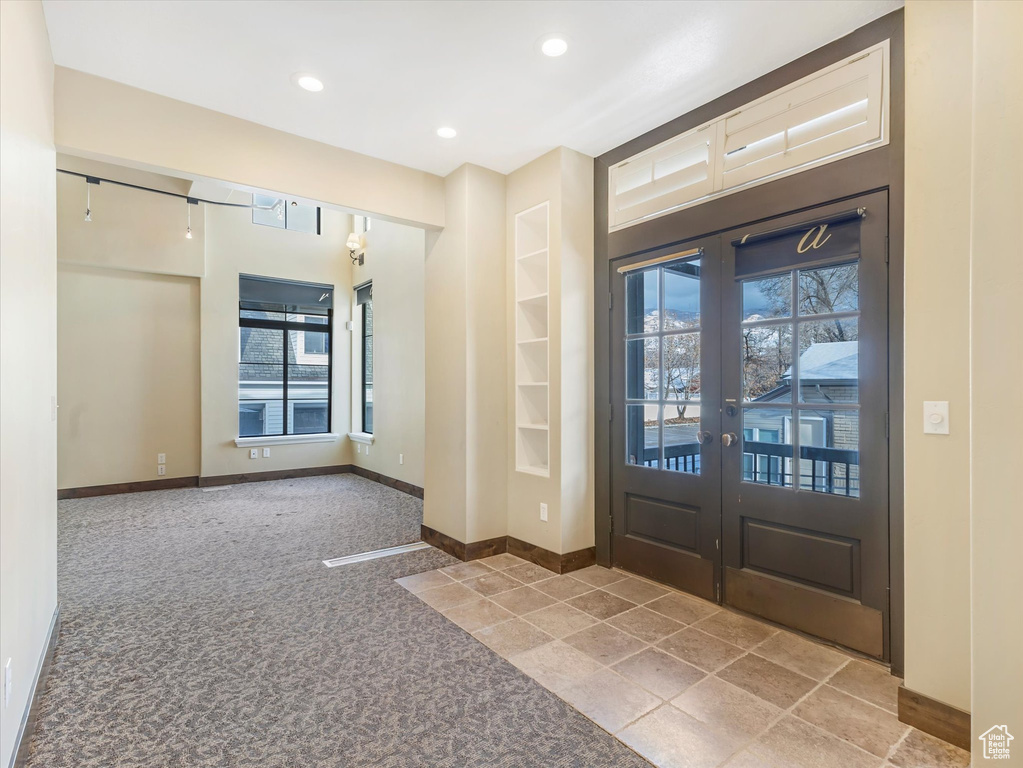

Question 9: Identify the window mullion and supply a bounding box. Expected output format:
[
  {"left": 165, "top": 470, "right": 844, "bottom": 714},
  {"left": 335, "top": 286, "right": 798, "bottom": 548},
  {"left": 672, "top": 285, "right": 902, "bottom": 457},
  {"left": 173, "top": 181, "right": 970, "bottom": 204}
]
[{"left": 282, "top": 324, "right": 290, "bottom": 436}]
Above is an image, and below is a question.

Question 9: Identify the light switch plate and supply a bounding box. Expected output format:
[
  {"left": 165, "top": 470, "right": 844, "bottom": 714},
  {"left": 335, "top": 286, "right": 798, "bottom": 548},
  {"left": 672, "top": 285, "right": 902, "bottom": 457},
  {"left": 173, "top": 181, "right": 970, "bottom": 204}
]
[
  {"left": 262, "top": 448, "right": 271, "bottom": 458},
  {"left": 540, "top": 503, "right": 548, "bottom": 522},
  {"left": 923, "top": 401, "right": 950, "bottom": 435},
  {"left": 157, "top": 453, "right": 166, "bottom": 464}
]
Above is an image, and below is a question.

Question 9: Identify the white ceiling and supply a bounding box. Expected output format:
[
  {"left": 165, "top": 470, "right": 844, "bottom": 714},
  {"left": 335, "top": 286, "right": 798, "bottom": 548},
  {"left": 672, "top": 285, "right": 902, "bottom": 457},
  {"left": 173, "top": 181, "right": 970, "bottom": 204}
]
[{"left": 42, "top": 0, "right": 901, "bottom": 177}]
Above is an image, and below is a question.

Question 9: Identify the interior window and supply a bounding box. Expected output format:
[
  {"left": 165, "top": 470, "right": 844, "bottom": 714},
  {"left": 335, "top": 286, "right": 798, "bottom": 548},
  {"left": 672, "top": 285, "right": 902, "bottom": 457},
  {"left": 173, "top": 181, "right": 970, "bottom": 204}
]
[
  {"left": 355, "top": 282, "right": 374, "bottom": 434},
  {"left": 238, "top": 275, "right": 332, "bottom": 437}
]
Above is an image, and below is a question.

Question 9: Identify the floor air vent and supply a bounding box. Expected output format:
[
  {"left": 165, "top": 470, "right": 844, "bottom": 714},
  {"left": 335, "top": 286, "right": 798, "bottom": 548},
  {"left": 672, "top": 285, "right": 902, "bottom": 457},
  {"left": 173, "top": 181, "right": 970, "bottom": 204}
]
[{"left": 322, "top": 541, "right": 431, "bottom": 568}]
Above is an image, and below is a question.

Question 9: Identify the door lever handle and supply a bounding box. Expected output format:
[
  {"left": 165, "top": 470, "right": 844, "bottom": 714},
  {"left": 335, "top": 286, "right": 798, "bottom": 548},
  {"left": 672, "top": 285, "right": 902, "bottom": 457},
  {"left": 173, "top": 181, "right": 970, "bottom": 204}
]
[
  {"left": 721, "top": 432, "right": 738, "bottom": 447},
  {"left": 696, "top": 431, "right": 713, "bottom": 445}
]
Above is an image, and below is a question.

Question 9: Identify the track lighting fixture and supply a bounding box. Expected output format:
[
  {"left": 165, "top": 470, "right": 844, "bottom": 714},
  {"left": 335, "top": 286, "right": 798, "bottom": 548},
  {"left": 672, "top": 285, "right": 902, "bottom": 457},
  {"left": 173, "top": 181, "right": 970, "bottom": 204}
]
[
  {"left": 84, "top": 180, "right": 92, "bottom": 222},
  {"left": 186, "top": 199, "right": 193, "bottom": 239}
]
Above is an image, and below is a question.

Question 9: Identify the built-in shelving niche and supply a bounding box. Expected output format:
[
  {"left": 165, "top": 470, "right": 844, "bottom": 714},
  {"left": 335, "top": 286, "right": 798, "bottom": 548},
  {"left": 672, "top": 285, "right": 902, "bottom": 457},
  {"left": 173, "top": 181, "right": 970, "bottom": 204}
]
[{"left": 514, "top": 202, "right": 550, "bottom": 476}]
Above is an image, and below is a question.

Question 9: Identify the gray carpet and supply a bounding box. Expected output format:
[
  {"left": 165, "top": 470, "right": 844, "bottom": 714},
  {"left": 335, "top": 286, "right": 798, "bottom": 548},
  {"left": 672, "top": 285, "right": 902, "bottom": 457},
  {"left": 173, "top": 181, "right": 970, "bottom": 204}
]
[{"left": 26, "top": 475, "right": 650, "bottom": 767}]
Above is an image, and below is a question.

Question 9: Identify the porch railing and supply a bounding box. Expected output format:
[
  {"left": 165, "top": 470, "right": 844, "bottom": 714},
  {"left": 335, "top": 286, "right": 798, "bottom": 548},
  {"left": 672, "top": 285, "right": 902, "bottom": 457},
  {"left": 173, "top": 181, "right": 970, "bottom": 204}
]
[{"left": 744, "top": 440, "right": 859, "bottom": 496}]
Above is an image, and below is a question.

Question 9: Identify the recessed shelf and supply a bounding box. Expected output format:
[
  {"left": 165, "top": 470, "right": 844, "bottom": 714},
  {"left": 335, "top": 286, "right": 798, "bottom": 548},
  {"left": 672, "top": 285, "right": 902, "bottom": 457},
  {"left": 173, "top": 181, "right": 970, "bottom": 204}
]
[
  {"left": 515, "top": 466, "right": 548, "bottom": 478},
  {"left": 517, "top": 247, "right": 548, "bottom": 261},
  {"left": 517, "top": 291, "right": 549, "bottom": 304},
  {"left": 515, "top": 201, "right": 551, "bottom": 476}
]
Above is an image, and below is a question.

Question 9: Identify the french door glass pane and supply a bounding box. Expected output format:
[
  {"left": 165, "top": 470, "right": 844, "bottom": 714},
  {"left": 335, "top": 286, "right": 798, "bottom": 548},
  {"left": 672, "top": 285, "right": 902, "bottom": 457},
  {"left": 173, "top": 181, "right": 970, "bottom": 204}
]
[
  {"left": 626, "top": 404, "right": 658, "bottom": 468},
  {"left": 663, "top": 332, "right": 700, "bottom": 400},
  {"left": 626, "top": 337, "right": 659, "bottom": 400},
  {"left": 743, "top": 273, "right": 791, "bottom": 321},
  {"left": 663, "top": 259, "right": 701, "bottom": 330},
  {"left": 626, "top": 270, "right": 659, "bottom": 334},
  {"left": 799, "top": 410, "right": 859, "bottom": 497},
  {"left": 742, "top": 408, "right": 794, "bottom": 487},
  {"left": 798, "top": 318, "right": 858, "bottom": 403},
  {"left": 663, "top": 404, "right": 700, "bottom": 474},
  {"left": 742, "top": 324, "right": 792, "bottom": 402},
  {"left": 798, "top": 262, "right": 858, "bottom": 315}
]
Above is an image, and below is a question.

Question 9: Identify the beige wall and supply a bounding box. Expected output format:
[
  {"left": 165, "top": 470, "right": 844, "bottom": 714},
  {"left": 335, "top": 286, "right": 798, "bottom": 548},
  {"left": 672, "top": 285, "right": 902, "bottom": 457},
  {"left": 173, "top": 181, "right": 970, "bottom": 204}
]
[
  {"left": 350, "top": 219, "right": 427, "bottom": 488},
  {"left": 903, "top": 0, "right": 974, "bottom": 712},
  {"left": 423, "top": 164, "right": 508, "bottom": 543},
  {"left": 505, "top": 148, "right": 594, "bottom": 555},
  {"left": 558, "top": 149, "right": 596, "bottom": 553},
  {"left": 54, "top": 67, "right": 445, "bottom": 230},
  {"left": 969, "top": 0, "right": 1023, "bottom": 745},
  {"left": 423, "top": 169, "right": 469, "bottom": 542},
  {"left": 55, "top": 158, "right": 357, "bottom": 486},
  {"left": 57, "top": 265, "right": 201, "bottom": 488},
  {"left": 200, "top": 204, "right": 354, "bottom": 479},
  {"left": 55, "top": 157, "right": 206, "bottom": 490},
  {"left": 0, "top": 2, "right": 58, "bottom": 765},
  {"left": 507, "top": 150, "right": 561, "bottom": 552},
  {"left": 56, "top": 155, "right": 205, "bottom": 278},
  {"left": 465, "top": 167, "right": 509, "bottom": 543}
]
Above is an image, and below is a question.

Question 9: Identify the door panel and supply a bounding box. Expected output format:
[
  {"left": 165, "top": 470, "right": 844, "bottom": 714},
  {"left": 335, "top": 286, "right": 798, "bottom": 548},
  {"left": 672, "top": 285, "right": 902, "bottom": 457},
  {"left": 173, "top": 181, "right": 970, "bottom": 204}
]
[
  {"left": 611, "top": 241, "right": 721, "bottom": 600},
  {"left": 720, "top": 191, "right": 889, "bottom": 659},
  {"left": 609, "top": 191, "right": 890, "bottom": 660}
]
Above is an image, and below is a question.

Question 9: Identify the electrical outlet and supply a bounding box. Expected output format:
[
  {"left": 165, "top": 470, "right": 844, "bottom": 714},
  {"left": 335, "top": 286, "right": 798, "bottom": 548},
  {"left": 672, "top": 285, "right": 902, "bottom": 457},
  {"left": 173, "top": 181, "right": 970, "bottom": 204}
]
[
  {"left": 399, "top": 453, "right": 404, "bottom": 465},
  {"left": 157, "top": 453, "right": 166, "bottom": 465},
  {"left": 540, "top": 503, "right": 548, "bottom": 522},
  {"left": 365, "top": 446, "right": 370, "bottom": 456},
  {"left": 4, "top": 658, "right": 11, "bottom": 709},
  {"left": 249, "top": 448, "right": 258, "bottom": 459},
  {"left": 157, "top": 465, "right": 166, "bottom": 476},
  {"left": 357, "top": 444, "right": 361, "bottom": 454},
  {"left": 262, "top": 448, "right": 271, "bottom": 458}
]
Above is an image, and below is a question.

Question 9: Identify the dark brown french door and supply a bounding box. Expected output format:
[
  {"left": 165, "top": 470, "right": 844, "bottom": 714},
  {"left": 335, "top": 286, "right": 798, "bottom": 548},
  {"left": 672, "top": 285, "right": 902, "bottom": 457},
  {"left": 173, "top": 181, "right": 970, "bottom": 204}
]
[
  {"left": 610, "top": 238, "right": 722, "bottom": 601},
  {"left": 610, "top": 191, "right": 890, "bottom": 659}
]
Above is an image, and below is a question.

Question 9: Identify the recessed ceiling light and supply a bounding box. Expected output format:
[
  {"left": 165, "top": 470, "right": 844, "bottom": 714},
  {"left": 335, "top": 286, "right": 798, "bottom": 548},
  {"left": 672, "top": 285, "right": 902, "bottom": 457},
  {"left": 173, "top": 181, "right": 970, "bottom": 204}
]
[
  {"left": 292, "top": 73, "right": 324, "bottom": 92},
  {"left": 436, "top": 126, "right": 457, "bottom": 139},
  {"left": 541, "top": 36, "right": 568, "bottom": 57}
]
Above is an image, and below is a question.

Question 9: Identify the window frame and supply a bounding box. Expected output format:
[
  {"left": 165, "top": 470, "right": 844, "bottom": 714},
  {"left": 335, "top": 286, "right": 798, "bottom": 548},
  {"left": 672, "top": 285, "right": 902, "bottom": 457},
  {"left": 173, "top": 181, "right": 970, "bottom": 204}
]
[
  {"left": 360, "top": 291, "right": 374, "bottom": 435},
  {"left": 238, "top": 308, "right": 333, "bottom": 438}
]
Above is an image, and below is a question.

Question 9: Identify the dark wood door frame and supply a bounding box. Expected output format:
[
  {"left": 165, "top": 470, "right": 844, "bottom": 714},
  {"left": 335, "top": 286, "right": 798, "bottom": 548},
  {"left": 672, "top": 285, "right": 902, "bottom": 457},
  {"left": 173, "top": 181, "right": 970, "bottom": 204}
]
[{"left": 594, "top": 10, "right": 905, "bottom": 673}]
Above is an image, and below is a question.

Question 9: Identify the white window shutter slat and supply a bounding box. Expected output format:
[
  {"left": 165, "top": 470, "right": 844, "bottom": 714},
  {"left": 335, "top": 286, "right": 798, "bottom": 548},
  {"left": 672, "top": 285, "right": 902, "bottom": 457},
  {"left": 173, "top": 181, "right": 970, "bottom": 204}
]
[{"left": 608, "top": 42, "right": 889, "bottom": 232}]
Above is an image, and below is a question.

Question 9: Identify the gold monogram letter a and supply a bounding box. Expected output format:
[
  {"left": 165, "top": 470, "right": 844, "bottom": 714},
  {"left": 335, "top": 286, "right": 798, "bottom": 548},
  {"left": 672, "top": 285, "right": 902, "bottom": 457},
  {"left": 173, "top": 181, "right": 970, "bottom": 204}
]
[{"left": 797, "top": 224, "right": 832, "bottom": 253}]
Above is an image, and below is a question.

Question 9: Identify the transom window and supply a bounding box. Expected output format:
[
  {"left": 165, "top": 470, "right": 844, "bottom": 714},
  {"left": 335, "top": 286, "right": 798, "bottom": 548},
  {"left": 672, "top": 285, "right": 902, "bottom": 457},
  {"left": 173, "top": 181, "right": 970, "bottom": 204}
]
[{"left": 252, "top": 194, "right": 321, "bottom": 235}]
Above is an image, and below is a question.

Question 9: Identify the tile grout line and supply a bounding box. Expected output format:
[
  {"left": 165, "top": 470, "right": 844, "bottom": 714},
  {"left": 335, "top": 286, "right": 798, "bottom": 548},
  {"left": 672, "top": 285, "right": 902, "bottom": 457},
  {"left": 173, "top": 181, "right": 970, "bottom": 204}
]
[
  {"left": 409, "top": 564, "right": 908, "bottom": 768},
  {"left": 701, "top": 658, "right": 856, "bottom": 766},
  {"left": 882, "top": 723, "right": 914, "bottom": 764}
]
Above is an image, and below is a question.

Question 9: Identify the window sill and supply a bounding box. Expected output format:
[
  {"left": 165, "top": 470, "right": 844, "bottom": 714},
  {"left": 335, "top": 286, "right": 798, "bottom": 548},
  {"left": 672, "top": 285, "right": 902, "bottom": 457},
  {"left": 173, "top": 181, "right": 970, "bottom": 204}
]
[
  {"left": 347, "top": 432, "right": 375, "bottom": 445},
  {"left": 235, "top": 433, "right": 340, "bottom": 448}
]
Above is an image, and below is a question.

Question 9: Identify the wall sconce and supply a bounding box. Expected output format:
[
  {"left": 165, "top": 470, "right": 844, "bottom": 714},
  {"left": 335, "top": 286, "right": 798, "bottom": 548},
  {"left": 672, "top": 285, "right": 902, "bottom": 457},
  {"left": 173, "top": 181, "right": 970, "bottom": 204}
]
[{"left": 347, "top": 232, "right": 364, "bottom": 266}]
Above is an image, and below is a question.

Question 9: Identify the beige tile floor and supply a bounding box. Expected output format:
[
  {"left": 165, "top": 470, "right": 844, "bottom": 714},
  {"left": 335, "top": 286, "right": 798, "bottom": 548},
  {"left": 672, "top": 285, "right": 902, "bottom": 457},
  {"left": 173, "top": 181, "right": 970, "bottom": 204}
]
[{"left": 398, "top": 555, "right": 972, "bottom": 768}]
